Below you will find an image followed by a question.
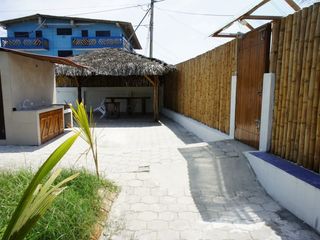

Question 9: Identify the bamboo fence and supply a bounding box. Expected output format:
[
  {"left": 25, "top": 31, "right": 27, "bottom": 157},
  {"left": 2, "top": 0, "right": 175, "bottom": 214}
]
[
  {"left": 164, "top": 40, "right": 237, "bottom": 134},
  {"left": 270, "top": 3, "right": 320, "bottom": 172}
]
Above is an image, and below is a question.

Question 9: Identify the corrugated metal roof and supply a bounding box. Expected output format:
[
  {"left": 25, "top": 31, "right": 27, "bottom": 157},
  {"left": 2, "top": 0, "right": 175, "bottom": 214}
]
[{"left": 0, "top": 47, "right": 86, "bottom": 68}]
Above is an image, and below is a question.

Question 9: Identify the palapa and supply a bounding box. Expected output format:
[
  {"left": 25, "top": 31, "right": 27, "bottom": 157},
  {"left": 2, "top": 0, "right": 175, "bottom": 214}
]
[{"left": 55, "top": 48, "right": 175, "bottom": 77}]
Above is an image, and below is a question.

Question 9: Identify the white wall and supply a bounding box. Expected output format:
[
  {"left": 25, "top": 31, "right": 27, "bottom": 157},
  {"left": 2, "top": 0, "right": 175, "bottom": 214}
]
[
  {"left": 245, "top": 152, "right": 320, "bottom": 233},
  {"left": 162, "top": 108, "right": 231, "bottom": 142},
  {"left": 56, "top": 87, "right": 78, "bottom": 106},
  {"left": 1, "top": 53, "right": 55, "bottom": 109},
  {"left": 83, "top": 87, "right": 154, "bottom": 113},
  {"left": 0, "top": 52, "right": 55, "bottom": 144},
  {"left": 56, "top": 86, "right": 162, "bottom": 113},
  {"left": 259, "top": 73, "right": 275, "bottom": 151}
]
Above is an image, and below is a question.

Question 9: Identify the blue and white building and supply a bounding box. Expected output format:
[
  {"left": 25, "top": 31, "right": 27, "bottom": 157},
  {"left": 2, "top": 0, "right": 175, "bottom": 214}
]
[{"left": 0, "top": 14, "right": 141, "bottom": 56}]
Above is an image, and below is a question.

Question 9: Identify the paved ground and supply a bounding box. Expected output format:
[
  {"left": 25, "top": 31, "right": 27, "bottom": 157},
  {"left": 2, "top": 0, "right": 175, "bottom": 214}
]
[{"left": 0, "top": 116, "right": 319, "bottom": 240}]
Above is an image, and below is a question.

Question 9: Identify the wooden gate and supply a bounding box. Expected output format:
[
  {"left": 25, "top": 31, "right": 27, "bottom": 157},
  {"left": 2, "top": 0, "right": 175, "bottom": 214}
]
[
  {"left": 235, "top": 24, "right": 271, "bottom": 148},
  {"left": 0, "top": 74, "right": 5, "bottom": 139}
]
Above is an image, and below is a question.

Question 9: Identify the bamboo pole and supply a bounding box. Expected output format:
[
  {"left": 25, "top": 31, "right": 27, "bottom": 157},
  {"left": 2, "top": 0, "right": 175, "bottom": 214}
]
[
  {"left": 284, "top": 11, "right": 299, "bottom": 160},
  {"left": 294, "top": 6, "right": 312, "bottom": 163},
  {"left": 289, "top": 9, "right": 306, "bottom": 160},
  {"left": 272, "top": 18, "right": 286, "bottom": 155},
  {"left": 278, "top": 15, "right": 293, "bottom": 158},
  {"left": 315, "top": 52, "right": 320, "bottom": 172},
  {"left": 316, "top": 99, "right": 320, "bottom": 172},
  {"left": 303, "top": 4, "right": 319, "bottom": 168},
  {"left": 185, "top": 61, "right": 190, "bottom": 116},
  {"left": 306, "top": 5, "right": 320, "bottom": 170},
  {"left": 270, "top": 21, "right": 280, "bottom": 73},
  {"left": 209, "top": 50, "right": 215, "bottom": 128},
  {"left": 270, "top": 20, "right": 280, "bottom": 152},
  {"left": 297, "top": 6, "right": 317, "bottom": 167}
]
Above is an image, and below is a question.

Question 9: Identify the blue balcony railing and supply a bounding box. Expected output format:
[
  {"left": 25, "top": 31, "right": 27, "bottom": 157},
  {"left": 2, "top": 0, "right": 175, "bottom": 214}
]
[
  {"left": 0, "top": 37, "right": 49, "bottom": 50},
  {"left": 71, "top": 36, "right": 133, "bottom": 51}
]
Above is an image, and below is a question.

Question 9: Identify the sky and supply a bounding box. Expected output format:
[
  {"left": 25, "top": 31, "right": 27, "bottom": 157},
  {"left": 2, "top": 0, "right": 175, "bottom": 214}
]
[{"left": 0, "top": 0, "right": 316, "bottom": 64}]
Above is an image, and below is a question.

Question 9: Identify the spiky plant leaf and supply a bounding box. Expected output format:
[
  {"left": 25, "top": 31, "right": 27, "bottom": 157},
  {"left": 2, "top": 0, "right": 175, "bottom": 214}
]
[
  {"left": 71, "top": 101, "right": 99, "bottom": 177},
  {"left": 1, "top": 134, "right": 80, "bottom": 240},
  {"left": 8, "top": 170, "right": 79, "bottom": 240},
  {"left": 2, "top": 100, "right": 99, "bottom": 240}
]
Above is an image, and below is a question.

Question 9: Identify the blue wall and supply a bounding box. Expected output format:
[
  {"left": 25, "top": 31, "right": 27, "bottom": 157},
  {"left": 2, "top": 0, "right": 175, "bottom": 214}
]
[{"left": 5, "top": 18, "right": 127, "bottom": 56}]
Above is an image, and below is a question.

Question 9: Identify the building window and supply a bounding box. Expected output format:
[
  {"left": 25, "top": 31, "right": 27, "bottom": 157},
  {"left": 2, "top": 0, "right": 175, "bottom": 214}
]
[
  {"left": 96, "top": 31, "right": 110, "bottom": 37},
  {"left": 58, "top": 50, "right": 73, "bottom": 57},
  {"left": 35, "top": 31, "right": 42, "bottom": 38},
  {"left": 57, "top": 28, "right": 72, "bottom": 35},
  {"left": 14, "top": 32, "right": 29, "bottom": 38},
  {"left": 81, "top": 30, "right": 88, "bottom": 37}
]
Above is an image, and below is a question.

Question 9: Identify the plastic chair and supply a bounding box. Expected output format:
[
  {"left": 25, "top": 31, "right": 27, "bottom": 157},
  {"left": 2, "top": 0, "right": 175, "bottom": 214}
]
[{"left": 93, "top": 100, "right": 106, "bottom": 119}]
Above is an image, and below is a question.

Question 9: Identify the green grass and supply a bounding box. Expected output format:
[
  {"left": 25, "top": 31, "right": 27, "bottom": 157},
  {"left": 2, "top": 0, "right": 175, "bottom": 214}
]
[{"left": 0, "top": 169, "right": 118, "bottom": 240}]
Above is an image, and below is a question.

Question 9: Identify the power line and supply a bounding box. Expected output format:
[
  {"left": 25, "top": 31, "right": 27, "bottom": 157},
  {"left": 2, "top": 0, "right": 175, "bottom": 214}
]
[
  {"left": 158, "top": 9, "right": 208, "bottom": 36},
  {"left": 156, "top": 6, "right": 233, "bottom": 17},
  {"left": 66, "top": 4, "right": 149, "bottom": 17},
  {"left": 153, "top": 39, "right": 178, "bottom": 60},
  {"left": 128, "top": 7, "right": 151, "bottom": 42},
  {"left": 0, "top": 2, "right": 150, "bottom": 13}
]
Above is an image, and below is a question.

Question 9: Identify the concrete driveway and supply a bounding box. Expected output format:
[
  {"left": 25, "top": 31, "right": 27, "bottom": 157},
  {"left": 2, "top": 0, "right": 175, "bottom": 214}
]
[{"left": 0, "top": 116, "right": 318, "bottom": 240}]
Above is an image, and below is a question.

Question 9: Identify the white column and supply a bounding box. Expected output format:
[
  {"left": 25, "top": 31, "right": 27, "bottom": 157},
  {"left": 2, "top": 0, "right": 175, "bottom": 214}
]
[
  {"left": 229, "top": 76, "right": 237, "bottom": 139},
  {"left": 259, "top": 73, "right": 275, "bottom": 151}
]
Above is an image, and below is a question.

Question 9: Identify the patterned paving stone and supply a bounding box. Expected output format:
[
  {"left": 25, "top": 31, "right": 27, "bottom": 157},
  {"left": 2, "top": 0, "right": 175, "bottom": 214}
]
[{"left": 0, "top": 116, "right": 318, "bottom": 240}]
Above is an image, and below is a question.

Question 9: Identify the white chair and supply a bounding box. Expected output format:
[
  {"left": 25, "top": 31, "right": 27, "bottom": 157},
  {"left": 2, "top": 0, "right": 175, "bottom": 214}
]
[{"left": 94, "top": 100, "right": 106, "bottom": 119}]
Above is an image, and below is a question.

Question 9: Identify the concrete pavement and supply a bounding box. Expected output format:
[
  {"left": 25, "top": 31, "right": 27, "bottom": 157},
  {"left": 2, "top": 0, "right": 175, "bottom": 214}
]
[{"left": 0, "top": 116, "right": 318, "bottom": 240}]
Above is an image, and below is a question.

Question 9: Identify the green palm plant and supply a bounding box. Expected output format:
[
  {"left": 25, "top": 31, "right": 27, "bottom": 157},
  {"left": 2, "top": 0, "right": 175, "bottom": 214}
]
[
  {"left": 70, "top": 102, "right": 99, "bottom": 177},
  {"left": 1, "top": 102, "right": 98, "bottom": 240}
]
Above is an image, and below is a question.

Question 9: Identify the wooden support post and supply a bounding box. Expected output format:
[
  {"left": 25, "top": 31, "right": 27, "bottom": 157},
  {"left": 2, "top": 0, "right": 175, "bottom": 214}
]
[
  {"left": 239, "top": 19, "right": 255, "bottom": 30},
  {"left": 243, "top": 15, "right": 283, "bottom": 20},
  {"left": 284, "top": 0, "right": 301, "bottom": 11},
  {"left": 144, "top": 75, "right": 155, "bottom": 86},
  {"left": 76, "top": 77, "right": 82, "bottom": 103},
  {"left": 153, "top": 76, "right": 159, "bottom": 121},
  {"left": 145, "top": 75, "right": 159, "bottom": 121}
]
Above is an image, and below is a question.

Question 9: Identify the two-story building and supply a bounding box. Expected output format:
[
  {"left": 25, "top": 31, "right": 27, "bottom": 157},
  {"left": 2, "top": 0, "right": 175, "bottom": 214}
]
[{"left": 0, "top": 14, "right": 141, "bottom": 57}]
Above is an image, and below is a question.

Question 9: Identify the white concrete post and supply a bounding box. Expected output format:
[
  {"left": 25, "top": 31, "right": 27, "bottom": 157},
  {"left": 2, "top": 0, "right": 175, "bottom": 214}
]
[
  {"left": 259, "top": 73, "right": 275, "bottom": 151},
  {"left": 229, "top": 76, "right": 237, "bottom": 139}
]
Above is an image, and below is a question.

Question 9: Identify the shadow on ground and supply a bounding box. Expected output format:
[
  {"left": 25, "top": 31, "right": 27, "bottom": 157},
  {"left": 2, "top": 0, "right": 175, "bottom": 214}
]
[
  {"left": 179, "top": 140, "right": 319, "bottom": 239},
  {"left": 94, "top": 113, "right": 162, "bottom": 128},
  {"left": 95, "top": 114, "right": 202, "bottom": 145},
  {"left": 0, "top": 129, "right": 73, "bottom": 153}
]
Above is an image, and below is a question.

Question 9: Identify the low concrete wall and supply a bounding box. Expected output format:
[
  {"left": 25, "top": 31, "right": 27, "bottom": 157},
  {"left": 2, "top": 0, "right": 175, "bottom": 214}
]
[
  {"left": 161, "top": 108, "right": 230, "bottom": 142},
  {"left": 0, "top": 52, "right": 55, "bottom": 145},
  {"left": 245, "top": 151, "right": 320, "bottom": 233}
]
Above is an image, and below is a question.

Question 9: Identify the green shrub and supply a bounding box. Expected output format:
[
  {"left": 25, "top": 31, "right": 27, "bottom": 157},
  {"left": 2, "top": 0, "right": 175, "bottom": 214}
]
[{"left": 0, "top": 169, "right": 118, "bottom": 240}]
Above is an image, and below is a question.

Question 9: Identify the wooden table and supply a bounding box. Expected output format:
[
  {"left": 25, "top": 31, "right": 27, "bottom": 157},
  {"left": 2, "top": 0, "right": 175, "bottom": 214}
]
[{"left": 105, "top": 97, "right": 151, "bottom": 115}]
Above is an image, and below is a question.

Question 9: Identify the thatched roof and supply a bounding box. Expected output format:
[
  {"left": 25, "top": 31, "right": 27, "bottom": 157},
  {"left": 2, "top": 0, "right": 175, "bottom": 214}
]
[{"left": 55, "top": 48, "right": 175, "bottom": 77}]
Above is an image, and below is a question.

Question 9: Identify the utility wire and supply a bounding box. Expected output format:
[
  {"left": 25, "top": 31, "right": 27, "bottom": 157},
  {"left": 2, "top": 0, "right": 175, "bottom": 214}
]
[
  {"left": 0, "top": 1, "right": 150, "bottom": 13},
  {"left": 153, "top": 39, "right": 177, "bottom": 60},
  {"left": 128, "top": 7, "right": 151, "bottom": 42},
  {"left": 66, "top": 4, "right": 149, "bottom": 17},
  {"left": 158, "top": 9, "right": 208, "bottom": 36},
  {"left": 156, "top": 6, "right": 233, "bottom": 17}
]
